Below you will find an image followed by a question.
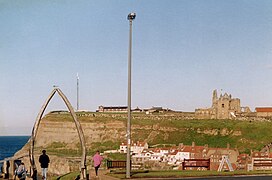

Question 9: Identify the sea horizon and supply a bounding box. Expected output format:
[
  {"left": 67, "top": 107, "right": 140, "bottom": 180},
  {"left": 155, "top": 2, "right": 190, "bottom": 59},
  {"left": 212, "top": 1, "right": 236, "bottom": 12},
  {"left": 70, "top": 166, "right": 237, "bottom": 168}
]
[
  {"left": 0, "top": 135, "right": 30, "bottom": 137},
  {"left": 0, "top": 136, "right": 30, "bottom": 168}
]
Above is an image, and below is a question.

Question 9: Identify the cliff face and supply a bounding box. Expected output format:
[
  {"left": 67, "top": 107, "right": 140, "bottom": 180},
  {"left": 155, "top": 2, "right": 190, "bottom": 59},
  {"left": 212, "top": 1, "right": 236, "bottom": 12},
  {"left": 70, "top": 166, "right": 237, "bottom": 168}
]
[
  {"left": 13, "top": 111, "right": 272, "bottom": 176},
  {"left": 35, "top": 119, "right": 126, "bottom": 148},
  {"left": 13, "top": 112, "right": 128, "bottom": 176}
]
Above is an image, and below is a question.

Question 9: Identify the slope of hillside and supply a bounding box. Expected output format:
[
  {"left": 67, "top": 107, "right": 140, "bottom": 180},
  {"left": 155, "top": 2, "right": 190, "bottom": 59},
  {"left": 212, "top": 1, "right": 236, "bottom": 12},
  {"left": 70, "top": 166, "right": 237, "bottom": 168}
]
[
  {"left": 13, "top": 111, "right": 272, "bottom": 176},
  {"left": 33, "top": 111, "right": 272, "bottom": 154}
]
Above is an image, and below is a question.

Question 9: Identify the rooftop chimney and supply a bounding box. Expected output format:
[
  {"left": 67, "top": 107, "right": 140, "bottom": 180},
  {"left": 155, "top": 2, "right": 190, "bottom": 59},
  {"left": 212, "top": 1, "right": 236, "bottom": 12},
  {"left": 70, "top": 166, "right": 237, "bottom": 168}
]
[
  {"left": 192, "top": 142, "right": 195, "bottom": 147},
  {"left": 179, "top": 143, "right": 184, "bottom": 149}
]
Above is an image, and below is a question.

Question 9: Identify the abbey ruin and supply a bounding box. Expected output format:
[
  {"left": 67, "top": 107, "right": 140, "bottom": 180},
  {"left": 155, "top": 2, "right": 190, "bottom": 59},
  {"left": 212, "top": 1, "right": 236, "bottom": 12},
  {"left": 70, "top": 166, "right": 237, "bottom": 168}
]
[
  {"left": 96, "top": 89, "right": 272, "bottom": 120},
  {"left": 195, "top": 90, "right": 252, "bottom": 119}
]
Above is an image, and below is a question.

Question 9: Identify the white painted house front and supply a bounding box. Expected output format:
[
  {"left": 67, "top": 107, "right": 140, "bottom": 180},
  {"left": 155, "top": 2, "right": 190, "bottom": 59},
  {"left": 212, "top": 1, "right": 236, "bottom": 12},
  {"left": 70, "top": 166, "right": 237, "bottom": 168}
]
[
  {"left": 132, "top": 150, "right": 153, "bottom": 164},
  {"left": 131, "top": 141, "right": 148, "bottom": 154},
  {"left": 120, "top": 141, "right": 148, "bottom": 154},
  {"left": 167, "top": 150, "right": 178, "bottom": 164},
  {"left": 120, "top": 142, "right": 127, "bottom": 153},
  {"left": 176, "top": 151, "right": 190, "bottom": 161}
]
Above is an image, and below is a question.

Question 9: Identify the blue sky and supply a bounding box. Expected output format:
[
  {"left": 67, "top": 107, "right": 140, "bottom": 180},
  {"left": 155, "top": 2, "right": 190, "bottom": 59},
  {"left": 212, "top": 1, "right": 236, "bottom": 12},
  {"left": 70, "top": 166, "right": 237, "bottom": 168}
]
[{"left": 1, "top": 0, "right": 272, "bottom": 135}]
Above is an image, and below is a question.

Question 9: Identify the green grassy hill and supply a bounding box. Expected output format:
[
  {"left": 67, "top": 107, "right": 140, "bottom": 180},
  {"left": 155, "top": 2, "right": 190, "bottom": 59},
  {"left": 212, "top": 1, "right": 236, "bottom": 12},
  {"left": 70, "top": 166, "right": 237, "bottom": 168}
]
[{"left": 43, "top": 111, "right": 272, "bottom": 154}]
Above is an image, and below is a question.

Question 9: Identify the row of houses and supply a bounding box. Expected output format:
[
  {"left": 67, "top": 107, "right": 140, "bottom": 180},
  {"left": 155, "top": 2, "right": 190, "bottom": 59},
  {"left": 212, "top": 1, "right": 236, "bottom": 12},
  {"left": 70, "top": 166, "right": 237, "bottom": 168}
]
[
  {"left": 119, "top": 141, "right": 238, "bottom": 170},
  {"left": 237, "top": 151, "right": 272, "bottom": 171},
  {"left": 118, "top": 141, "right": 272, "bottom": 171}
]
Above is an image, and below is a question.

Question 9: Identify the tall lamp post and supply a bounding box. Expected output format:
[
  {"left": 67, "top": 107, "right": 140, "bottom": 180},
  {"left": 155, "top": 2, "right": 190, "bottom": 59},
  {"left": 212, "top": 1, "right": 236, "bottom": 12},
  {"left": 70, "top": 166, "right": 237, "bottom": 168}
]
[
  {"left": 126, "top": 12, "right": 136, "bottom": 179},
  {"left": 77, "top": 73, "right": 79, "bottom": 111}
]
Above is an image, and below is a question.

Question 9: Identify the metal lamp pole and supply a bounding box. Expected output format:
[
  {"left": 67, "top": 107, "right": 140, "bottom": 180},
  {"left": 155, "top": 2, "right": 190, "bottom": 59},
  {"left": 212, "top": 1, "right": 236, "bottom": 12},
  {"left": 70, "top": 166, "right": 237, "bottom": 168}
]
[
  {"left": 77, "top": 73, "right": 79, "bottom": 111},
  {"left": 126, "top": 12, "right": 136, "bottom": 179}
]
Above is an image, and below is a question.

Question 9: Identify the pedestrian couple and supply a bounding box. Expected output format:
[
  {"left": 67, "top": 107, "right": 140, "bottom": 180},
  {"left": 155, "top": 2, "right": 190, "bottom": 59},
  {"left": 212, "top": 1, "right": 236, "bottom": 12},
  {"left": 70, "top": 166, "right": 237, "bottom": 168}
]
[
  {"left": 38, "top": 149, "right": 103, "bottom": 179},
  {"left": 14, "top": 150, "right": 49, "bottom": 180}
]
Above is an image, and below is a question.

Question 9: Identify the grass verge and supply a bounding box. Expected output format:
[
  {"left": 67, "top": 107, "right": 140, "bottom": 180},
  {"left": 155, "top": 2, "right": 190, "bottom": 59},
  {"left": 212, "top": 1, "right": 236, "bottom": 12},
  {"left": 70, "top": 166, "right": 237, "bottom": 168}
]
[{"left": 108, "top": 170, "right": 272, "bottom": 179}]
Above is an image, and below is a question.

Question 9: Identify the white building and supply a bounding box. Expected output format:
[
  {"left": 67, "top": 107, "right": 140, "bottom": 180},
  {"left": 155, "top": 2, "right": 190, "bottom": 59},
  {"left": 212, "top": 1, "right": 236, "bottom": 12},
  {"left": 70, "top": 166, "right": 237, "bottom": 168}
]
[
  {"left": 176, "top": 151, "right": 190, "bottom": 161},
  {"left": 132, "top": 150, "right": 153, "bottom": 164},
  {"left": 120, "top": 141, "right": 148, "bottom": 154},
  {"left": 160, "top": 148, "right": 169, "bottom": 156},
  {"left": 120, "top": 142, "right": 127, "bottom": 153},
  {"left": 131, "top": 141, "right": 148, "bottom": 154},
  {"left": 150, "top": 154, "right": 162, "bottom": 161},
  {"left": 166, "top": 149, "right": 190, "bottom": 165},
  {"left": 167, "top": 150, "right": 178, "bottom": 164}
]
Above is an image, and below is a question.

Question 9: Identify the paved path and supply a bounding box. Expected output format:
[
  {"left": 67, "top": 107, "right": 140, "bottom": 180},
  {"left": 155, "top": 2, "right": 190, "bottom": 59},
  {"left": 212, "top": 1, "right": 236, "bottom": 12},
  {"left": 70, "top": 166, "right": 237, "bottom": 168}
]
[
  {"left": 87, "top": 171, "right": 272, "bottom": 180},
  {"left": 88, "top": 168, "right": 119, "bottom": 180},
  {"left": 128, "top": 175, "right": 272, "bottom": 180}
]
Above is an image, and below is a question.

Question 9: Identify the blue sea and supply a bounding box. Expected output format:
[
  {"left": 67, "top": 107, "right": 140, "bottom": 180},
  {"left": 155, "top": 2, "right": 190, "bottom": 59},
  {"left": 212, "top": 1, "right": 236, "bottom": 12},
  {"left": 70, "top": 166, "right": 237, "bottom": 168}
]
[{"left": 0, "top": 136, "right": 29, "bottom": 168}]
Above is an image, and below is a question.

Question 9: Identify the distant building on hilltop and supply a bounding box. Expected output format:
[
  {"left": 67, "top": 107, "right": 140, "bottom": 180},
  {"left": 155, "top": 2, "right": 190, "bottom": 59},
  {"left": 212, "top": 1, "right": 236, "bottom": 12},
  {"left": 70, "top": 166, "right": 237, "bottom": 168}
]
[
  {"left": 97, "top": 105, "right": 145, "bottom": 113},
  {"left": 255, "top": 107, "right": 272, "bottom": 118},
  {"left": 97, "top": 105, "right": 174, "bottom": 113},
  {"left": 97, "top": 105, "right": 127, "bottom": 112},
  {"left": 195, "top": 89, "right": 251, "bottom": 119}
]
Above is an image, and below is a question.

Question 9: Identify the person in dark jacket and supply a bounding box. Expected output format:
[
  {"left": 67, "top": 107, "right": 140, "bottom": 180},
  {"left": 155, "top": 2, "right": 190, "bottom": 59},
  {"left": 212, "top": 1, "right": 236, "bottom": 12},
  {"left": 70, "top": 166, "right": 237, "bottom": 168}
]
[{"left": 39, "top": 150, "right": 50, "bottom": 180}]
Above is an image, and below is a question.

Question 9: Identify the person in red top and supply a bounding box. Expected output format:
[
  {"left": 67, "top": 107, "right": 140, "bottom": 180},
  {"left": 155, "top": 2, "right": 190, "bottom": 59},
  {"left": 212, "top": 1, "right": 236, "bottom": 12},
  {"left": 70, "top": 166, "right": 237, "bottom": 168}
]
[{"left": 92, "top": 150, "right": 103, "bottom": 177}]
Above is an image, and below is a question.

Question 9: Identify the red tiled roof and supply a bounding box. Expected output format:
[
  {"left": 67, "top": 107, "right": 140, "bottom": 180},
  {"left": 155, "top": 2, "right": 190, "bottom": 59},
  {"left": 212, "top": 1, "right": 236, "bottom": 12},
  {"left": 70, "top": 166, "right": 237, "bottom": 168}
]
[
  {"left": 152, "top": 148, "right": 160, "bottom": 153},
  {"left": 252, "top": 151, "right": 268, "bottom": 158},
  {"left": 181, "top": 146, "right": 205, "bottom": 153},
  {"left": 132, "top": 141, "right": 146, "bottom": 147},
  {"left": 255, "top": 107, "right": 272, "bottom": 112},
  {"left": 143, "top": 151, "right": 153, "bottom": 155},
  {"left": 169, "top": 150, "right": 178, "bottom": 155}
]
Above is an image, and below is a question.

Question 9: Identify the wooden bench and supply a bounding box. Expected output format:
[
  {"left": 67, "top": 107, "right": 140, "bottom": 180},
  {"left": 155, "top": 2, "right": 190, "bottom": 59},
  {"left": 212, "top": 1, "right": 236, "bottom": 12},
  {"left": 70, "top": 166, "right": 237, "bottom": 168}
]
[
  {"left": 253, "top": 159, "right": 272, "bottom": 167},
  {"left": 182, "top": 159, "right": 210, "bottom": 170},
  {"left": 106, "top": 160, "right": 129, "bottom": 169}
]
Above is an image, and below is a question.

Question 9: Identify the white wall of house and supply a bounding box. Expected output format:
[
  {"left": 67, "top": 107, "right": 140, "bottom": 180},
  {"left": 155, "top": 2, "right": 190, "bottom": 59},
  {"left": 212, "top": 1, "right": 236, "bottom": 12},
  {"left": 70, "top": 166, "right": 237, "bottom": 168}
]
[
  {"left": 121, "top": 142, "right": 148, "bottom": 154},
  {"left": 132, "top": 151, "right": 153, "bottom": 164},
  {"left": 120, "top": 144, "right": 127, "bottom": 153},
  {"left": 167, "top": 154, "right": 177, "bottom": 164},
  {"left": 176, "top": 151, "right": 190, "bottom": 161},
  {"left": 133, "top": 151, "right": 152, "bottom": 158},
  {"left": 160, "top": 149, "right": 169, "bottom": 155},
  {"left": 131, "top": 142, "right": 148, "bottom": 154},
  {"left": 131, "top": 146, "right": 144, "bottom": 154},
  {"left": 150, "top": 155, "right": 161, "bottom": 161}
]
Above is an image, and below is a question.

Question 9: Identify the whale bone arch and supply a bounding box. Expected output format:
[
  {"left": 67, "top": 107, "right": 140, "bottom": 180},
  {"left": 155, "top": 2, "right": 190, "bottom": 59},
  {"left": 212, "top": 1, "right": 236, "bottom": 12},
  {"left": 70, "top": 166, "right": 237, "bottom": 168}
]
[{"left": 29, "top": 88, "right": 87, "bottom": 179}]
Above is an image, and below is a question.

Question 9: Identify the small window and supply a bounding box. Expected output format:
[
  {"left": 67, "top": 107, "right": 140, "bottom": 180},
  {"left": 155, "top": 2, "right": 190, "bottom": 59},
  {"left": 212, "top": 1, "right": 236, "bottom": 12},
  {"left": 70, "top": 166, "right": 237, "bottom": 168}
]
[{"left": 222, "top": 104, "right": 225, "bottom": 108}]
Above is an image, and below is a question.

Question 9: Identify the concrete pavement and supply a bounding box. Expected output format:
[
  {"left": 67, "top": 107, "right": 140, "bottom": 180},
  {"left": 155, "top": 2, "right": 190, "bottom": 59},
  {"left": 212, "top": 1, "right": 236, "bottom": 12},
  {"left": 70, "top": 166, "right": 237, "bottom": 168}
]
[{"left": 88, "top": 168, "right": 120, "bottom": 180}]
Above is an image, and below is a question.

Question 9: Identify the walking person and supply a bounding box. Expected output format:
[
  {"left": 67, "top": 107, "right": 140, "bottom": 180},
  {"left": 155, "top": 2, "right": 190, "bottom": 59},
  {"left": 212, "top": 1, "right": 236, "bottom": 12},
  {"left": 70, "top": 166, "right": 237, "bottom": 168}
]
[
  {"left": 92, "top": 150, "right": 103, "bottom": 178},
  {"left": 39, "top": 150, "right": 50, "bottom": 180}
]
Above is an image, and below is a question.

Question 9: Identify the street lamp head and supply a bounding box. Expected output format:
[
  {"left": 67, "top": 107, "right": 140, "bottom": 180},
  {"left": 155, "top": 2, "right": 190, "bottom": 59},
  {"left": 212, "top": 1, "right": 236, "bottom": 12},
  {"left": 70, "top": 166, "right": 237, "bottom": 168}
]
[{"left": 127, "top": 12, "right": 136, "bottom": 21}]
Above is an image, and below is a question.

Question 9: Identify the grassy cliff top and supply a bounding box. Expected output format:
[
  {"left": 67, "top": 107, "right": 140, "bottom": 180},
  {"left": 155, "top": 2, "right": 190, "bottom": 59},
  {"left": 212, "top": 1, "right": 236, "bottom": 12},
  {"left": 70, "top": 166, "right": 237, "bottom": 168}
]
[{"left": 42, "top": 111, "right": 272, "bottom": 154}]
